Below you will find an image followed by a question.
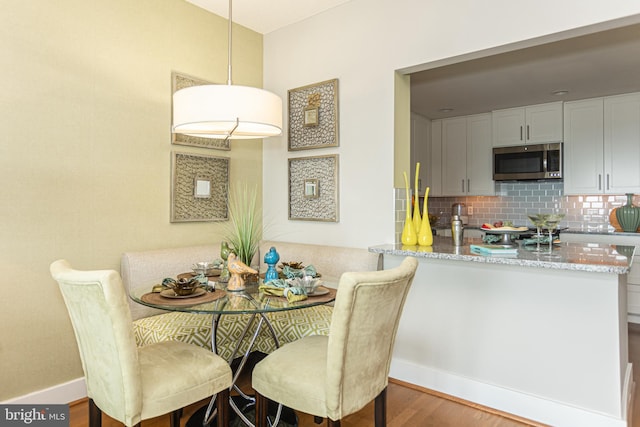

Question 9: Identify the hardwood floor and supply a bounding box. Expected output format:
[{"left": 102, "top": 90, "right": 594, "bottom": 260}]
[{"left": 70, "top": 324, "right": 640, "bottom": 427}]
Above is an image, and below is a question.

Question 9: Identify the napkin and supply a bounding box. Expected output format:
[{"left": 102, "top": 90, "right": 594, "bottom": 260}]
[
  {"left": 259, "top": 279, "right": 308, "bottom": 302},
  {"left": 282, "top": 264, "right": 317, "bottom": 279}
]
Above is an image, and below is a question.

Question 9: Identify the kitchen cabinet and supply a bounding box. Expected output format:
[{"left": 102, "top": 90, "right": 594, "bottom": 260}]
[
  {"left": 439, "top": 113, "right": 495, "bottom": 196},
  {"left": 564, "top": 92, "right": 640, "bottom": 195},
  {"left": 492, "top": 101, "right": 563, "bottom": 147},
  {"left": 410, "top": 113, "right": 441, "bottom": 196},
  {"left": 561, "top": 232, "right": 640, "bottom": 323}
]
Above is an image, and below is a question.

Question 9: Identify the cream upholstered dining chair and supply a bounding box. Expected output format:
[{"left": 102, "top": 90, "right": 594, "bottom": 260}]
[
  {"left": 252, "top": 256, "right": 419, "bottom": 427},
  {"left": 50, "top": 260, "right": 232, "bottom": 427}
]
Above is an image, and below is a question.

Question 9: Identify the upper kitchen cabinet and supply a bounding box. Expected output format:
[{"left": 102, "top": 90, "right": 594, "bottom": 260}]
[
  {"left": 440, "top": 113, "right": 495, "bottom": 196},
  {"left": 411, "top": 113, "right": 441, "bottom": 196},
  {"left": 492, "top": 102, "right": 563, "bottom": 147},
  {"left": 563, "top": 98, "right": 603, "bottom": 194},
  {"left": 564, "top": 92, "right": 640, "bottom": 195}
]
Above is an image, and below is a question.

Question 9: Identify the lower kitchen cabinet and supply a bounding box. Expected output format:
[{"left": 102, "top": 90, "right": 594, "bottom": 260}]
[{"left": 561, "top": 232, "right": 640, "bottom": 323}]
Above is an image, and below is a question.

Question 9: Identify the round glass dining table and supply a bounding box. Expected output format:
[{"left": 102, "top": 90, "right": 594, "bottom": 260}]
[{"left": 129, "top": 280, "right": 336, "bottom": 427}]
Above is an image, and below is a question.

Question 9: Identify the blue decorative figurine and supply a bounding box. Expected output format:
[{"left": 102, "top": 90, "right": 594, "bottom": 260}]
[{"left": 264, "top": 246, "right": 280, "bottom": 282}]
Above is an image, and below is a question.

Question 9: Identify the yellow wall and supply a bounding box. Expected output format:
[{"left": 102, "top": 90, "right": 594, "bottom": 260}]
[
  {"left": 0, "top": 0, "right": 264, "bottom": 400},
  {"left": 394, "top": 72, "right": 411, "bottom": 189}
]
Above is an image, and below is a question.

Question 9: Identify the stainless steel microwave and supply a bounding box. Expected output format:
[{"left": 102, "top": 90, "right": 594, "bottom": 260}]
[{"left": 493, "top": 143, "right": 563, "bottom": 181}]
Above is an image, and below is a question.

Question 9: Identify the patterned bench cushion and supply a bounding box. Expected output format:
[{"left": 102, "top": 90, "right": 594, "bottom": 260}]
[{"left": 133, "top": 305, "right": 332, "bottom": 361}]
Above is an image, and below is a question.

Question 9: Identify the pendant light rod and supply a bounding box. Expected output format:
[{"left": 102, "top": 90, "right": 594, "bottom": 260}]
[{"left": 227, "top": 0, "right": 233, "bottom": 86}]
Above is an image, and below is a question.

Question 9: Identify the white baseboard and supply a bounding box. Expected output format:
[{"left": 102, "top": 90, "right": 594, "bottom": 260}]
[
  {"left": 2, "top": 378, "right": 87, "bottom": 404},
  {"left": 390, "top": 358, "right": 630, "bottom": 427}
]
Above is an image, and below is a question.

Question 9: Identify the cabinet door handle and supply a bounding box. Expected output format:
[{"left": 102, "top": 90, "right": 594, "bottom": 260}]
[
  {"left": 607, "top": 174, "right": 610, "bottom": 191},
  {"left": 467, "top": 179, "right": 470, "bottom": 194},
  {"left": 520, "top": 126, "right": 523, "bottom": 141},
  {"left": 598, "top": 174, "right": 602, "bottom": 191},
  {"left": 462, "top": 179, "right": 465, "bottom": 193},
  {"left": 526, "top": 125, "right": 530, "bottom": 141}
]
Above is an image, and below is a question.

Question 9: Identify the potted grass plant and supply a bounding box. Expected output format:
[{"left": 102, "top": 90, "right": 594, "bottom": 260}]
[{"left": 224, "top": 183, "right": 262, "bottom": 274}]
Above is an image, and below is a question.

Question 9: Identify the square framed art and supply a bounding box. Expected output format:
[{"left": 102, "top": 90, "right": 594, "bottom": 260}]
[
  {"left": 171, "top": 71, "right": 231, "bottom": 151},
  {"left": 288, "top": 79, "right": 339, "bottom": 151},
  {"left": 170, "top": 152, "right": 229, "bottom": 222},
  {"left": 288, "top": 154, "right": 339, "bottom": 222}
]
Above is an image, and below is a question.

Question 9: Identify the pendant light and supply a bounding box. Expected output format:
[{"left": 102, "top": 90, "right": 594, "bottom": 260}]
[{"left": 172, "top": 0, "right": 282, "bottom": 140}]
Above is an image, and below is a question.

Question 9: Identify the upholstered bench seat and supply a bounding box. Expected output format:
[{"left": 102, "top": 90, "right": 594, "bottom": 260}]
[
  {"left": 133, "top": 306, "right": 333, "bottom": 361},
  {"left": 122, "top": 242, "right": 380, "bottom": 362}
]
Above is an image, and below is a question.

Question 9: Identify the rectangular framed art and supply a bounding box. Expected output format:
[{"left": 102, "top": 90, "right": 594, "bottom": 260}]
[
  {"left": 288, "top": 79, "right": 339, "bottom": 151},
  {"left": 288, "top": 154, "right": 339, "bottom": 222},
  {"left": 171, "top": 71, "right": 231, "bottom": 151},
  {"left": 170, "top": 151, "right": 229, "bottom": 222}
]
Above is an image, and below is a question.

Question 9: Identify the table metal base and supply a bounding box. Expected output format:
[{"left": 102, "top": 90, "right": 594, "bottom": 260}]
[{"left": 185, "top": 395, "right": 298, "bottom": 427}]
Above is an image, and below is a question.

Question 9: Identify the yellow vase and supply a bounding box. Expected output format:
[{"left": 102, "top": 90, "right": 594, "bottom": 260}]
[
  {"left": 412, "top": 163, "right": 422, "bottom": 233},
  {"left": 418, "top": 187, "right": 433, "bottom": 246},
  {"left": 401, "top": 172, "right": 417, "bottom": 245}
]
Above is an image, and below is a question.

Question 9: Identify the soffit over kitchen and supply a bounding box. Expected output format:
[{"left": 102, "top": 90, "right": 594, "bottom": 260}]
[{"left": 411, "top": 22, "right": 640, "bottom": 120}]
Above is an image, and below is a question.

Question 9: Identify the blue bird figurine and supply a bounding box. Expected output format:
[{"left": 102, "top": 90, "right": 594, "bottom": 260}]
[{"left": 264, "top": 247, "right": 280, "bottom": 282}]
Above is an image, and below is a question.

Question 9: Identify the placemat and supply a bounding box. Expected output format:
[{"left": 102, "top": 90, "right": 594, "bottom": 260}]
[
  {"left": 177, "top": 271, "right": 221, "bottom": 280},
  {"left": 307, "top": 286, "right": 336, "bottom": 303},
  {"left": 141, "top": 289, "right": 226, "bottom": 306}
]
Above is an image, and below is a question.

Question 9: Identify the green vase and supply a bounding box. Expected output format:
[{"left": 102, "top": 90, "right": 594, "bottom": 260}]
[{"left": 616, "top": 193, "right": 640, "bottom": 233}]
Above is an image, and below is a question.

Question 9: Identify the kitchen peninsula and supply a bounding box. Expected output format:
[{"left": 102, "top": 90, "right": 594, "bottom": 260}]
[{"left": 370, "top": 237, "right": 632, "bottom": 427}]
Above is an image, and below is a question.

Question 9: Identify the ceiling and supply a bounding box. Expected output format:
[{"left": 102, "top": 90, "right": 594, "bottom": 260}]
[
  {"left": 411, "top": 22, "right": 640, "bottom": 120},
  {"left": 185, "top": 0, "right": 352, "bottom": 34},
  {"left": 185, "top": 1, "right": 640, "bottom": 122}
]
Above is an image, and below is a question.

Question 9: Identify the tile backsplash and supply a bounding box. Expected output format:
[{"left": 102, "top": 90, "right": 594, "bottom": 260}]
[{"left": 394, "top": 181, "right": 637, "bottom": 243}]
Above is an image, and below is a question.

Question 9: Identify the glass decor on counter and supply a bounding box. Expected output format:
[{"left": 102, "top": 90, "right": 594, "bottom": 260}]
[
  {"left": 616, "top": 193, "right": 640, "bottom": 233},
  {"left": 401, "top": 171, "right": 418, "bottom": 245},
  {"left": 403, "top": 163, "right": 433, "bottom": 246},
  {"left": 418, "top": 187, "right": 433, "bottom": 246},
  {"left": 527, "top": 213, "right": 548, "bottom": 252},
  {"left": 412, "top": 163, "right": 422, "bottom": 233}
]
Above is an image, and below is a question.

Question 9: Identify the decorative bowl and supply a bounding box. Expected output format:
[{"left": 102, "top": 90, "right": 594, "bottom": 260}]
[
  {"left": 163, "top": 277, "right": 201, "bottom": 296},
  {"left": 289, "top": 276, "right": 322, "bottom": 294},
  {"left": 192, "top": 262, "right": 221, "bottom": 276}
]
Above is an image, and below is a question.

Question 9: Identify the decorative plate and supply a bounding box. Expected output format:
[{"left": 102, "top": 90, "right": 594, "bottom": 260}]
[
  {"left": 308, "top": 286, "right": 330, "bottom": 296},
  {"left": 160, "top": 288, "right": 206, "bottom": 299}
]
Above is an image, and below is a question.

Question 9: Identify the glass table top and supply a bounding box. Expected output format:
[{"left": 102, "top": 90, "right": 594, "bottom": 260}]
[{"left": 129, "top": 280, "right": 337, "bottom": 315}]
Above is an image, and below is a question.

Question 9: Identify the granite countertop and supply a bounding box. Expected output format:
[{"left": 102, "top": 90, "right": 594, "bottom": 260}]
[
  {"left": 369, "top": 236, "right": 631, "bottom": 274},
  {"left": 562, "top": 229, "right": 640, "bottom": 237}
]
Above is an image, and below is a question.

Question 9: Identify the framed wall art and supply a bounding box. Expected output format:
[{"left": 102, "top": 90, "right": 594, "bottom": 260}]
[
  {"left": 170, "top": 151, "right": 229, "bottom": 222},
  {"left": 288, "top": 154, "right": 339, "bottom": 222},
  {"left": 171, "top": 71, "right": 231, "bottom": 151},
  {"left": 288, "top": 79, "right": 339, "bottom": 151}
]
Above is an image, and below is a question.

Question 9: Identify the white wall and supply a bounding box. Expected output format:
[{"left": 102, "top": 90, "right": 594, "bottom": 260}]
[{"left": 262, "top": 0, "right": 640, "bottom": 248}]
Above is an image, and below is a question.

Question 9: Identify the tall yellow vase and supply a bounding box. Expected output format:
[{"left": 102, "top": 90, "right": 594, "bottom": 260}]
[
  {"left": 401, "top": 172, "right": 417, "bottom": 245},
  {"left": 412, "top": 163, "right": 422, "bottom": 233},
  {"left": 418, "top": 187, "right": 433, "bottom": 246}
]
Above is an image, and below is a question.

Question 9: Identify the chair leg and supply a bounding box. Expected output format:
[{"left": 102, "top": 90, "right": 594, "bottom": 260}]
[
  {"left": 314, "top": 415, "right": 324, "bottom": 424},
  {"left": 327, "top": 419, "right": 340, "bottom": 427},
  {"left": 254, "top": 391, "right": 269, "bottom": 427},
  {"left": 170, "top": 409, "right": 181, "bottom": 427},
  {"left": 216, "top": 388, "right": 230, "bottom": 427},
  {"left": 88, "top": 399, "right": 102, "bottom": 427},
  {"left": 374, "top": 387, "right": 387, "bottom": 427}
]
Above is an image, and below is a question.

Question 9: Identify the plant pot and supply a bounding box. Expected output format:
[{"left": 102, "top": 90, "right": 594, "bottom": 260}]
[{"left": 616, "top": 193, "right": 640, "bottom": 233}]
